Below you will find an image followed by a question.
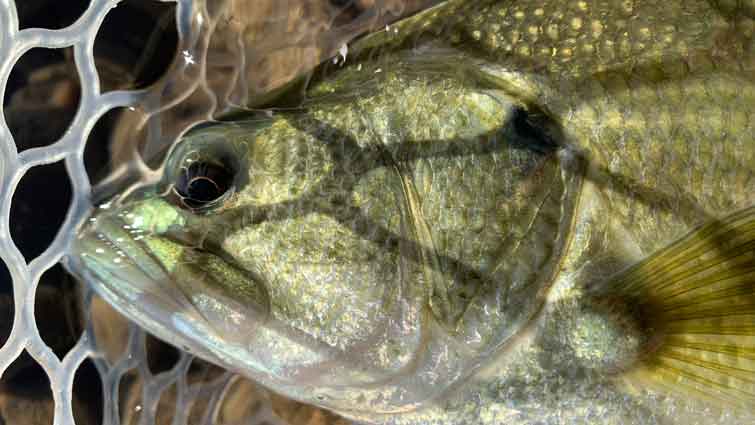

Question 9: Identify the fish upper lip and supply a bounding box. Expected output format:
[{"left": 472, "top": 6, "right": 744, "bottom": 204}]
[
  {"left": 70, "top": 224, "right": 232, "bottom": 368},
  {"left": 72, "top": 213, "right": 187, "bottom": 308},
  {"left": 74, "top": 210, "right": 272, "bottom": 326},
  {"left": 151, "top": 226, "right": 273, "bottom": 317}
]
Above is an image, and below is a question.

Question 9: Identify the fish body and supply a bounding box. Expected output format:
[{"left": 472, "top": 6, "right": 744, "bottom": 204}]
[{"left": 70, "top": 1, "right": 754, "bottom": 424}]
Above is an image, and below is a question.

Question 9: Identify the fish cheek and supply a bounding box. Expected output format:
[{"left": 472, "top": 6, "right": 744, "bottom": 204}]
[
  {"left": 216, "top": 151, "right": 404, "bottom": 357},
  {"left": 223, "top": 212, "right": 397, "bottom": 348}
]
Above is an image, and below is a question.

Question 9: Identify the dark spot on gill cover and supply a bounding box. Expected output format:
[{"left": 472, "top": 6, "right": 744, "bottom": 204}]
[{"left": 507, "top": 106, "right": 560, "bottom": 154}]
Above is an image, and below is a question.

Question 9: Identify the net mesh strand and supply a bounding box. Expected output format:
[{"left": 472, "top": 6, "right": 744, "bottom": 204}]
[{"left": 0, "top": 1, "right": 289, "bottom": 424}]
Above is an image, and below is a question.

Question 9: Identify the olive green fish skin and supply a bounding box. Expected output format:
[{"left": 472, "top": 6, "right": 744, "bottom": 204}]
[{"left": 72, "top": 1, "right": 753, "bottom": 424}]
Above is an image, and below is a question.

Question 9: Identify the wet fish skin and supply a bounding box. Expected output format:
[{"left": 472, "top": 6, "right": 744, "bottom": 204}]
[{"left": 71, "top": 1, "right": 754, "bottom": 424}]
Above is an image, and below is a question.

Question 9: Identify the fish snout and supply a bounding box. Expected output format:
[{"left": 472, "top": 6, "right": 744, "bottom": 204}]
[{"left": 70, "top": 207, "right": 270, "bottom": 358}]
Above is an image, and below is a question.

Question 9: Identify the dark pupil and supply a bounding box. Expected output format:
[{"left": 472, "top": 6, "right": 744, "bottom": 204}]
[
  {"left": 187, "top": 177, "right": 220, "bottom": 202},
  {"left": 176, "top": 162, "right": 232, "bottom": 209}
]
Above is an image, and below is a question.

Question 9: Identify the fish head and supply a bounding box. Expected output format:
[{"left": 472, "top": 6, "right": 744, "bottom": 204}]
[
  {"left": 69, "top": 0, "right": 754, "bottom": 422},
  {"left": 71, "top": 51, "right": 587, "bottom": 412}
]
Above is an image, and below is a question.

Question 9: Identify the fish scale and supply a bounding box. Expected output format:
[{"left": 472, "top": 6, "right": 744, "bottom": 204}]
[
  {"left": 449, "top": 0, "right": 722, "bottom": 74},
  {"left": 568, "top": 71, "right": 754, "bottom": 253}
]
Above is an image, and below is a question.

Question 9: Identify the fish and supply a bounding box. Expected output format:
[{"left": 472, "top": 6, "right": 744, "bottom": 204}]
[{"left": 68, "top": 0, "right": 754, "bottom": 424}]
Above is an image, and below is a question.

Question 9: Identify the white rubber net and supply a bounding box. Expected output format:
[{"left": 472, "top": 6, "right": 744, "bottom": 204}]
[{"left": 0, "top": 1, "right": 426, "bottom": 424}]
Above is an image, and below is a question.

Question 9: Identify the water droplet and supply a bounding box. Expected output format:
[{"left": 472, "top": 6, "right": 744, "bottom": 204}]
[{"left": 182, "top": 50, "right": 195, "bottom": 65}]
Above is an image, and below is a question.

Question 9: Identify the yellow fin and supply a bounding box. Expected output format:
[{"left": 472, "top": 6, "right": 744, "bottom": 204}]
[{"left": 598, "top": 206, "right": 755, "bottom": 409}]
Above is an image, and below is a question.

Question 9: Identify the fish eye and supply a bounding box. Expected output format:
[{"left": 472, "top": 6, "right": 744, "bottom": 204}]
[{"left": 173, "top": 160, "right": 234, "bottom": 211}]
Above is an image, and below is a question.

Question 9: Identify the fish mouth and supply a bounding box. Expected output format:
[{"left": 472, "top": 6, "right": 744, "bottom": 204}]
[
  {"left": 68, "top": 211, "right": 270, "bottom": 361},
  {"left": 69, "top": 209, "right": 400, "bottom": 402}
]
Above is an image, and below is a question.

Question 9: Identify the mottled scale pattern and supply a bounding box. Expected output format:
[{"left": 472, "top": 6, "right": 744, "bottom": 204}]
[
  {"left": 436, "top": 0, "right": 755, "bottom": 253},
  {"left": 454, "top": 0, "right": 747, "bottom": 76},
  {"left": 306, "top": 67, "right": 572, "bottom": 333},
  {"left": 353, "top": 0, "right": 753, "bottom": 257},
  {"left": 567, "top": 71, "right": 754, "bottom": 253}
]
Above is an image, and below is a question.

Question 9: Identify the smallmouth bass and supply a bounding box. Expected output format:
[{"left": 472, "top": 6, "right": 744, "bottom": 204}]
[{"left": 70, "top": 0, "right": 754, "bottom": 424}]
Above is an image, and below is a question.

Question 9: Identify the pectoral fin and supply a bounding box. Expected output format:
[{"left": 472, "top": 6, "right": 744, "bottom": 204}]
[{"left": 596, "top": 207, "right": 755, "bottom": 408}]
